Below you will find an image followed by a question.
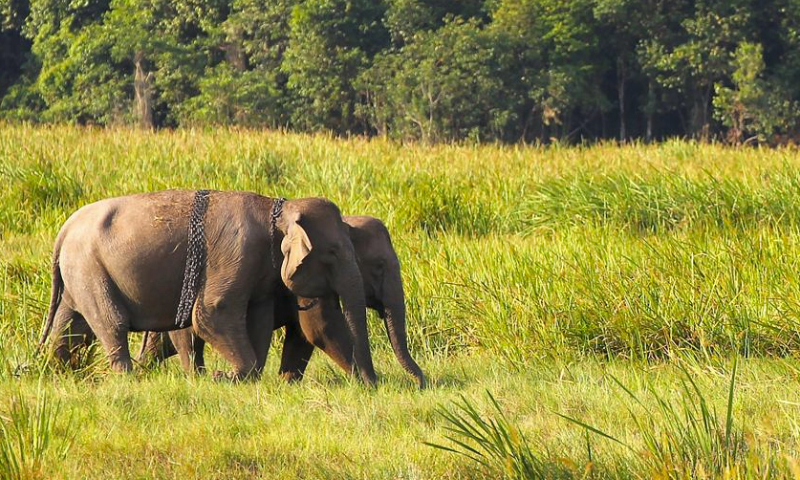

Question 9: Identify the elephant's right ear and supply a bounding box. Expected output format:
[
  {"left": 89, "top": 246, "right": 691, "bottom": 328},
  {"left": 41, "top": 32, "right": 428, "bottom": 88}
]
[{"left": 281, "top": 221, "right": 313, "bottom": 279}]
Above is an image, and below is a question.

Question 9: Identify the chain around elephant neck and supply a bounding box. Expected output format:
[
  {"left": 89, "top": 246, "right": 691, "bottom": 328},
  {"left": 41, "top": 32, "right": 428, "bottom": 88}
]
[
  {"left": 175, "top": 190, "right": 211, "bottom": 329},
  {"left": 270, "top": 197, "right": 286, "bottom": 269}
]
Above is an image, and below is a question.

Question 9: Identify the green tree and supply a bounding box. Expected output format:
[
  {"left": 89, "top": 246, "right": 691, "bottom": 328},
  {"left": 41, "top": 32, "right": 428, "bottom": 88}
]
[
  {"left": 639, "top": 1, "right": 752, "bottom": 138},
  {"left": 490, "top": 0, "right": 606, "bottom": 141},
  {"left": 361, "top": 19, "right": 513, "bottom": 142},
  {"left": 182, "top": 0, "right": 295, "bottom": 126},
  {"left": 0, "top": 0, "right": 42, "bottom": 120},
  {"left": 1, "top": 0, "right": 29, "bottom": 96},
  {"left": 592, "top": 0, "right": 650, "bottom": 141},
  {"left": 21, "top": 0, "right": 117, "bottom": 123},
  {"left": 383, "top": 0, "right": 486, "bottom": 47},
  {"left": 283, "top": 0, "right": 388, "bottom": 133},
  {"left": 713, "top": 42, "right": 797, "bottom": 143}
]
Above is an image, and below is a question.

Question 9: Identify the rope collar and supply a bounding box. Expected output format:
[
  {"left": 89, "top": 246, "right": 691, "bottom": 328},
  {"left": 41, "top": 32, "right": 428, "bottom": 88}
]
[{"left": 297, "top": 298, "right": 320, "bottom": 311}]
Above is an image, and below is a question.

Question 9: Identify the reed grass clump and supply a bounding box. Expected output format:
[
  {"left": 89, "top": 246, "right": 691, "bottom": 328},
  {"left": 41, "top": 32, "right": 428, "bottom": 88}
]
[{"left": 0, "top": 386, "right": 75, "bottom": 480}]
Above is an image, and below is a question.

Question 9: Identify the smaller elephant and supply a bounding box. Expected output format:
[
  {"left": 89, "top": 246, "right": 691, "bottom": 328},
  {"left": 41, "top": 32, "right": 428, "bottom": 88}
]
[{"left": 139, "top": 215, "right": 426, "bottom": 388}]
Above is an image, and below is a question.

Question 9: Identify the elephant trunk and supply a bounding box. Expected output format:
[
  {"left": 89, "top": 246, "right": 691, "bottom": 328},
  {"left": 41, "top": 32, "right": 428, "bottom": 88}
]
[
  {"left": 337, "top": 253, "right": 378, "bottom": 387},
  {"left": 382, "top": 260, "right": 426, "bottom": 389}
]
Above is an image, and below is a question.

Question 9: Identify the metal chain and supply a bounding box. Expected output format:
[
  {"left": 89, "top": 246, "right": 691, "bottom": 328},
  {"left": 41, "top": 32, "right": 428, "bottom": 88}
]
[
  {"left": 175, "top": 190, "right": 211, "bottom": 328},
  {"left": 270, "top": 197, "right": 286, "bottom": 270}
]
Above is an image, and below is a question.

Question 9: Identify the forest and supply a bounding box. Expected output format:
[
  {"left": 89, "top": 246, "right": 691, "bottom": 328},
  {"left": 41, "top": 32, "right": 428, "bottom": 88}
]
[{"left": 1, "top": 0, "right": 800, "bottom": 143}]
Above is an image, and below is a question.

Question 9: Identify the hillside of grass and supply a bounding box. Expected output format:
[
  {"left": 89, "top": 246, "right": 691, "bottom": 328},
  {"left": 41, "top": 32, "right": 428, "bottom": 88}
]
[{"left": 1, "top": 125, "right": 800, "bottom": 478}]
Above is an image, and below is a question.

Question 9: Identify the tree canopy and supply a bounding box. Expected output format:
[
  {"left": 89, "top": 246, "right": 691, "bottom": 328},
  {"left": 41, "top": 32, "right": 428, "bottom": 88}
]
[{"left": 1, "top": 0, "right": 799, "bottom": 143}]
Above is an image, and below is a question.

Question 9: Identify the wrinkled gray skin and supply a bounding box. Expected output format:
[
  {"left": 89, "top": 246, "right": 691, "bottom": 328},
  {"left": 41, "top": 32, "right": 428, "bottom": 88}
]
[
  {"left": 39, "top": 190, "right": 377, "bottom": 384},
  {"left": 140, "top": 216, "right": 425, "bottom": 388}
]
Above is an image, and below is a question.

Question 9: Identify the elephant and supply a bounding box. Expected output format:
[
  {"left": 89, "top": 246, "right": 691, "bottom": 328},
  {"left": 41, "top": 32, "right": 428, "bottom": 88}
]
[
  {"left": 137, "top": 215, "right": 426, "bottom": 388},
  {"left": 38, "top": 190, "right": 377, "bottom": 384}
]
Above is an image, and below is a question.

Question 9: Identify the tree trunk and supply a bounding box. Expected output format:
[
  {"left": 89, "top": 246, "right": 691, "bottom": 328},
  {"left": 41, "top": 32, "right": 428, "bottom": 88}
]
[
  {"left": 223, "top": 34, "right": 246, "bottom": 73},
  {"left": 617, "top": 56, "right": 626, "bottom": 142},
  {"left": 644, "top": 80, "right": 655, "bottom": 142},
  {"left": 690, "top": 95, "right": 707, "bottom": 140},
  {"left": 134, "top": 51, "right": 154, "bottom": 130}
]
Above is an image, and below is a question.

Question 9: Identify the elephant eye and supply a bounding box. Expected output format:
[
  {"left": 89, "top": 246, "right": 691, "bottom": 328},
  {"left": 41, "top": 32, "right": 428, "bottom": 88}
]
[{"left": 322, "top": 246, "right": 339, "bottom": 263}]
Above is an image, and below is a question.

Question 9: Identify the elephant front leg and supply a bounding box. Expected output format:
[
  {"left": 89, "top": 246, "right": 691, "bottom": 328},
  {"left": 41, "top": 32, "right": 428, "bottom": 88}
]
[
  {"left": 246, "top": 299, "right": 275, "bottom": 374},
  {"left": 194, "top": 300, "right": 258, "bottom": 381},
  {"left": 297, "top": 296, "right": 357, "bottom": 378},
  {"left": 279, "top": 323, "right": 315, "bottom": 382},
  {"left": 190, "top": 334, "right": 207, "bottom": 373}
]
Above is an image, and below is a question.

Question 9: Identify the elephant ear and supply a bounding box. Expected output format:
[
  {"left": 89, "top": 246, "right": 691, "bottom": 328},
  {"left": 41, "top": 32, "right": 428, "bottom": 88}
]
[{"left": 281, "top": 221, "right": 313, "bottom": 281}]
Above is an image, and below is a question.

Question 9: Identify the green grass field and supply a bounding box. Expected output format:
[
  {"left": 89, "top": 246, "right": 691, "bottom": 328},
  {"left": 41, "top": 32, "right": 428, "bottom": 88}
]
[{"left": 2, "top": 125, "right": 800, "bottom": 478}]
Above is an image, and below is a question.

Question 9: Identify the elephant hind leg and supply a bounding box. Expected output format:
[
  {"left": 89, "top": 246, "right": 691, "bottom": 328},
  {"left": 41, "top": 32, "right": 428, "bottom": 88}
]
[
  {"left": 50, "top": 303, "right": 95, "bottom": 367},
  {"left": 94, "top": 324, "right": 133, "bottom": 373},
  {"left": 70, "top": 278, "right": 134, "bottom": 373},
  {"left": 137, "top": 331, "right": 175, "bottom": 366}
]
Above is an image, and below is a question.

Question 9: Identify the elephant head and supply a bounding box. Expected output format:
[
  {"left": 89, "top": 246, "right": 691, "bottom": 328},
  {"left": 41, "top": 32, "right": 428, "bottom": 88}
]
[{"left": 277, "top": 198, "right": 377, "bottom": 386}]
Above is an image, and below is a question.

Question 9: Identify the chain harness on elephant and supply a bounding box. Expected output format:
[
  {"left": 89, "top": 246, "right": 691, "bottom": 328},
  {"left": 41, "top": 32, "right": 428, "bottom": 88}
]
[
  {"left": 270, "top": 196, "right": 286, "bottom": 271},
  {"left": 174, "top": 190, "right": 211, "bottom": 329},
  {"left": 173, "top": 193, "right": 318, "bottom": 330}
]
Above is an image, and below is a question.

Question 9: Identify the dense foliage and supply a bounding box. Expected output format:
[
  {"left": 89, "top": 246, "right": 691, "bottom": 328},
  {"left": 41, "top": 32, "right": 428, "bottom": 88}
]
[{"left": 2, "top": 0, "right": 800, "bottom": 143}]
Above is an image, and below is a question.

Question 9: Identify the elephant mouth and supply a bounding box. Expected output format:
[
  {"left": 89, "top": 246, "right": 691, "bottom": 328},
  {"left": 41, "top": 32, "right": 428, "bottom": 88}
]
[
  {"left": 297, "top": 298, "right": 320, "bottom": 311},
  {"left": 283, "top": 274, "right": 329, "bottom": 298}
]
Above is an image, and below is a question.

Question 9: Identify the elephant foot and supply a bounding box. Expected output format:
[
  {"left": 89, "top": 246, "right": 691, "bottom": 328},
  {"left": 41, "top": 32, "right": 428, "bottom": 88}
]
[
  {"left": 212, "top": 370, "right": 252, "bottom": 382},
  {"left": 212, "top": 370, "right": 234, "bottom": 382},
  {"left": 279, "top": 371, "right": 304, "bottom": 383}
]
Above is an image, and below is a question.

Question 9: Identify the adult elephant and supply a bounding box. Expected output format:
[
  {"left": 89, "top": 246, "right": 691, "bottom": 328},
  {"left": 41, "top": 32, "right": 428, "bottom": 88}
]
[
  {"left": 38, "top": 190, "right": 376, "bottom": 384},
  {"left": 138, "top": 216, "right": 426, "bottom": 388}
]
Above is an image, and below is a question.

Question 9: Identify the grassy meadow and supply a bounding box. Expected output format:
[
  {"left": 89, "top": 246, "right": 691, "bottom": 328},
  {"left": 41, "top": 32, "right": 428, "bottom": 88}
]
[{"left": 2, "top": 125, "right": 800, "bottom": 478}]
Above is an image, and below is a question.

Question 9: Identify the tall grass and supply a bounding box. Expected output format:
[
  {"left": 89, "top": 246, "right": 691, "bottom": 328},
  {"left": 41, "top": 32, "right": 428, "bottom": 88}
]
[
  {"left": 4, "top": 126, "right": 800, "bottom": 362},
  {"left": 427, "top": 393, "right": 580, "bottom": 479},
  {"left": 2, "top": 126, "right": 800, "bottom": 477},
  {"left": 561, "top": 359, "right": 747, "bottom": 478},
  {"left": 0, "top": 386, "right": 75, "bottom": 480},
  {"left": 434, "top": 358, "right": 798, "bottom": 479}
]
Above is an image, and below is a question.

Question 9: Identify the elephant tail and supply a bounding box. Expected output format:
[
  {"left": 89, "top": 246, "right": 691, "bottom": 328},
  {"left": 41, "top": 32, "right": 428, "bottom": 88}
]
[
  {"left": 38, "top": 233, "right": 64, "bottom": 351},
  {"left": 135, "top": 331, "right": 152, "bottom": 364}
]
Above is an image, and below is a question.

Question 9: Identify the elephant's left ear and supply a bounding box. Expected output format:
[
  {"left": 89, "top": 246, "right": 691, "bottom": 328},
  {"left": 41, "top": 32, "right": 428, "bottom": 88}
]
[
  {"left": 281, "top": 222, "right": 314, "bottom": 257},
  {"left": 281, "top": 221, "right": 313, "bottom": 267}
]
